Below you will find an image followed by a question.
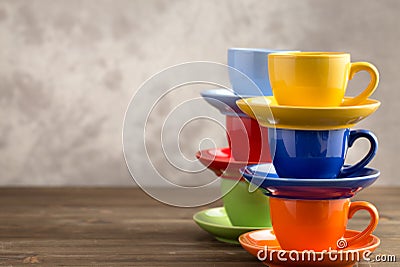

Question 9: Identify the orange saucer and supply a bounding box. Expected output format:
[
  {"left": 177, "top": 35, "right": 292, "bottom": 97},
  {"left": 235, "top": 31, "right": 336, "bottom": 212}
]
[{"left": 239, "top": 229, "right": 380, "bottom": 267}]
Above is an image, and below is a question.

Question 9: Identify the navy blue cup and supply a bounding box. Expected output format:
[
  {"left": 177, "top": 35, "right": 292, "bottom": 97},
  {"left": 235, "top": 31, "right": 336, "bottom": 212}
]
[{"left": 268, "top": 128, "right": 378, "bottom": 178}]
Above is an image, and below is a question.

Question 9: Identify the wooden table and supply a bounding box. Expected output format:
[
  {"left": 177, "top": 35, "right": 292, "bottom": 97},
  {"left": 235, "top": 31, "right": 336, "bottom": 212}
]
[{"left": 0, "top": 187, "right": 398, "bottom": 266}]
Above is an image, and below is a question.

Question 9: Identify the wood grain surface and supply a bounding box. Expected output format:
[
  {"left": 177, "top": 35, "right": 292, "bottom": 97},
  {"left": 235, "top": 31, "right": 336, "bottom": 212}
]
[{"left": 0, "top": 187, "right": 398, "bottom": 266}]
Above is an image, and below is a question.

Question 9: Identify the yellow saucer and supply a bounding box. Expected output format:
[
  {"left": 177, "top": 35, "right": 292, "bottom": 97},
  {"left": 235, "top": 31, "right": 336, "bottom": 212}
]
[{"left": 236, "top": 96, "right": 380, "bottom": 130}]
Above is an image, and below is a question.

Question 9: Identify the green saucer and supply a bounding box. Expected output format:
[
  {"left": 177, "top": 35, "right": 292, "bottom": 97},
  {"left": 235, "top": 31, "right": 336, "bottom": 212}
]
[{"left": 193, "top": 207, "right": 269, "bottom": 244}]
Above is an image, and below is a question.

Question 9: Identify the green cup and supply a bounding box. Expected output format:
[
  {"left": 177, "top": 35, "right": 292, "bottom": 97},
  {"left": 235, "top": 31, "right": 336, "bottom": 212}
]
[{"left": 221, "top": 178, "right": 271, "bottom": 227}]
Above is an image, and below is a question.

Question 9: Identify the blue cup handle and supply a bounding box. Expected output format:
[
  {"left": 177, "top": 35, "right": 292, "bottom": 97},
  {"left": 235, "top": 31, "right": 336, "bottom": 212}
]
[{"left": 340, "top": 129, "right": 378, "bottom": 177}]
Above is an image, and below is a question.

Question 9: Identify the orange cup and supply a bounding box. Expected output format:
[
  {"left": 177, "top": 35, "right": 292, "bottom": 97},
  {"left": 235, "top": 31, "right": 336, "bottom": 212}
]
[{"left": 269, "top": 197, "right": 379, "bottom": 251}]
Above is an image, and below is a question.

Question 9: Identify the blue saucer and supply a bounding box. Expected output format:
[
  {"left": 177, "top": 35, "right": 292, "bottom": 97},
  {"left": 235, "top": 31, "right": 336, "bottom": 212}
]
[
  {"left": 240, "top": 163, "right": 380, "bottom": 200},
  {"left": 201, "top": 89, "right": 253, "bottom": 117}
]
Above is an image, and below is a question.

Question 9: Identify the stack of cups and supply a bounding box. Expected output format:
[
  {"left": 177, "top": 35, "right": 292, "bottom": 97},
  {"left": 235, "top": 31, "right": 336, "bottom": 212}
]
[{"left": 237, "top": 52, "right": 382, "bottom": 261}]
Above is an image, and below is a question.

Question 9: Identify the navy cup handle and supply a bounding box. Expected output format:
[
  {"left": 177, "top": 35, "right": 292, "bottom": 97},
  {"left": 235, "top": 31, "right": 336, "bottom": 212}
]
[{"left": 340, "top": 129, "right": 378, "bottom": 177}]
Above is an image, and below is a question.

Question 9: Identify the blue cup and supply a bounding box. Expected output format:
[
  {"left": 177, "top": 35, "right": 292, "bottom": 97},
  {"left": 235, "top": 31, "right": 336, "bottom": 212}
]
[
  {"left": 268, "top": 128, "right": 378, "bottom": 178},
  {"left": 228, "top": 48, "right": 296, "bottom": 96}
]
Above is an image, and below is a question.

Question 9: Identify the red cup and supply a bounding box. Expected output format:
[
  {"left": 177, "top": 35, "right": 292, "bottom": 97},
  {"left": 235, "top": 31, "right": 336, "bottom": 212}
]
[{"left": 226, "top": 115, "right": 271, "bottom": 162}]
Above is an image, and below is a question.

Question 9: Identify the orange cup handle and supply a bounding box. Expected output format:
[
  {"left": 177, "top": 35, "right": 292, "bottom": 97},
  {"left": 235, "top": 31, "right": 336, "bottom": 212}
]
[
  {"left": 344, "top": 201, "right": 379, "bottom": 248},
  {"left": 341, "top": 62, "right": 379, "bottom": 106}
]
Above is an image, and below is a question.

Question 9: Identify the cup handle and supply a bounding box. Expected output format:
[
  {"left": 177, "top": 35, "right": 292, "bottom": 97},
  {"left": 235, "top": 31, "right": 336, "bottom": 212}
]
[
  {"left": 212, "top": 169, "right": 223, "bottom": 176},
  {"left": 341, "top": 62, "right": 379, "bottom": 106},
  {"left": 340, "top": 129, "right": 378, "bottom": 177},
  {"left": 343, "top": 201, "right": 379, "bottom": 248}
]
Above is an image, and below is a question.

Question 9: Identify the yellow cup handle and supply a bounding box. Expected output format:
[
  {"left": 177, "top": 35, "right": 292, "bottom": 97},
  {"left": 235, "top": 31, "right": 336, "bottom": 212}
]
[{"left": 341, "top": 62, "right": 379, "bottom": 106}]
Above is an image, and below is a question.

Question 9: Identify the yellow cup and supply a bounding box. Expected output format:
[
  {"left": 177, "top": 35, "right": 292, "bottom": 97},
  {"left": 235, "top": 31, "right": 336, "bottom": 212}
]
[{"left": 268, "top": 52, "right": 379, "bottom": 107}]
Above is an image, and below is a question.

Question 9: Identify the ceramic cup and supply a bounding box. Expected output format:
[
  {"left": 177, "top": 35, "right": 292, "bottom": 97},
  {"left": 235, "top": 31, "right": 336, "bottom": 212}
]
[
  {"left": 268, "top": 128, "right": 378, "bottom": 178},
  {"left": 226, "top": 115, "right": 271, "bottom": 163},
  {"left": 268, "top": 52, "right": 379, "bottom": 107},
  {"left": 269, "top": 197, "right": 379, "bottom": 251},
  {"left": 221, "top": 178, "right": 271, "bottom": 227},
  {"left": 228, "top": 48, "right": 297, "bottom": 96}
]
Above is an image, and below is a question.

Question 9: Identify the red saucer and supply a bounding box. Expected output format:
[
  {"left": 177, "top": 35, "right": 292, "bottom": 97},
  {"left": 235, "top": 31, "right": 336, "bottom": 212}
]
[{"left": 196, "top": 147, "right": 268, "bottom": 179}]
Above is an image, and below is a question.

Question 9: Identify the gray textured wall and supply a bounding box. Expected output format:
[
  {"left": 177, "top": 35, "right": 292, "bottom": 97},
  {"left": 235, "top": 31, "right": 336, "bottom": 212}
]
[{"left": 1, "top": 0, "right": 399, "bottom": 186}]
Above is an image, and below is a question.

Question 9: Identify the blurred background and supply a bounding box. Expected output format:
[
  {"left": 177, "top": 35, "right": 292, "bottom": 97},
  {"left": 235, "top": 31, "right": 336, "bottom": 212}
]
[{"left": 1, "top": 0, "right": 399, "bottom": 186}]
